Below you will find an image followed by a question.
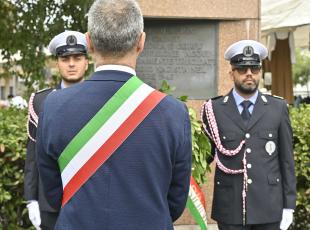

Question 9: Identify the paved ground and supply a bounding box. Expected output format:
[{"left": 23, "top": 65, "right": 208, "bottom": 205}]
[{"left": 174, "top": 224, "right": 219, "bottom": 230}]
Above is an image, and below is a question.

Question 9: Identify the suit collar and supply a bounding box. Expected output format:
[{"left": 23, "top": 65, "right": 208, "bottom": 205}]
[
  {"left": 222, "top": 90, "right": 246, "bottom": 131},
  {"left": 87, "top": 70, "right": 134, "bottom": 82},
  {"left": 56, "top": 84, "right": 62, "bottom": 90},
  {"left": 247, "top": 91, "right": 268, "bottom": 130},
  {"left": 232, "top": 88, "right": 258, "bottom": 108},
  {"left": 221, "top": 90, "right": 268, "bottom": 131},
  {"left": 95, "top": 64, "right": 136, "bottom": 76}
]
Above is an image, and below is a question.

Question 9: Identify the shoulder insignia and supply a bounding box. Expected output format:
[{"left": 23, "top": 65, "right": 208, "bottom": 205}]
[
  {"left": 264, "top": 94, "right": 284, "bottom": 100},
  {"left": 272, "top": 95, "right": 284, "bottom": 100},
  {"left": 36, "top": 87, "right": 53, "bottom": 94},
  {"left": 208, "top": 95, "right": 223, "bottom": 101}
]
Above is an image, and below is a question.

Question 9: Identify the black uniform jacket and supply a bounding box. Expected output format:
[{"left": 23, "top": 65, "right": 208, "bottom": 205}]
[
  {"left": 24, "top": 87, "right": 58, "bottom": 212},
  {"left": 203, "top": 90, "right": 296, "bottom": 225}
]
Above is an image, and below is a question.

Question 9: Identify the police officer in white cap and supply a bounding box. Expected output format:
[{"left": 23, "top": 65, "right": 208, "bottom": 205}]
[
  {"left": 24, "top": 31, "right": 89, "bottom": 230},
  {"left": 201, "top": 40, "right": 296, "bottom": 230},
  {"left": 48, "top": 30, "right": 89, "bottom": 88}
]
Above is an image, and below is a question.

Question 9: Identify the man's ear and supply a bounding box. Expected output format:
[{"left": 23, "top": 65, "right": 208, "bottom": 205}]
[
  {"left": 136, "top": 32, "right": 146, "bottom": 55},
  {"left": 85, "top": 58, "right": 89, "bottom": 71},
  {"left": 85, "top": 32, "right": 94, "bottom": 54},
  {"left": 229, "top": 71, "right": 235, "bottom": 82},
  {"left": 229, "top": 67, "right": 235, "bottom": 81}
]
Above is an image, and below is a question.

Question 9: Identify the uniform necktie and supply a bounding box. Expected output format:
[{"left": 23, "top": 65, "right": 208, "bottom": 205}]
[{"left": 241, "top": 100, "right": 252, "bottom": 122}]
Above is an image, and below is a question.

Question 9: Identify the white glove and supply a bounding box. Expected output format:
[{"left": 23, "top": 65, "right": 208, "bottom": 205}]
[
  {"left": 280, "top": 208, "right": 294, "bottom": 230},
  {"left": 27, "top": 201, "right": 41, "bottom": 230}
]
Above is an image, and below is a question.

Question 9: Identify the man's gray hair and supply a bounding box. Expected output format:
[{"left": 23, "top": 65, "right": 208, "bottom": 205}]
[{"left": 88, "top": 0, "right": 144, "bottom": 57}]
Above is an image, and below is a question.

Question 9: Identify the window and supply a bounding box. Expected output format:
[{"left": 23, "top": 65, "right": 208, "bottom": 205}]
[
  {"left": 0, "top": 86, "right": 5, "bottom": 100},
  {"left": 9, "top": 86, "right": 14, "bottom": 96}
]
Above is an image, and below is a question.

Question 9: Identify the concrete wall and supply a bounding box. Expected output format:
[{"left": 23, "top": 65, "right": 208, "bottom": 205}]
[{"left": 139, "top": 0, "right": 259, "bottom": 20}]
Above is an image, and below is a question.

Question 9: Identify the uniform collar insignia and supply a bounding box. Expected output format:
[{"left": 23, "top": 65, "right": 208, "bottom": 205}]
[
  {"left": 261, "top": 95, "right": 268, "bottom": 104},
  {"left": 223, "top": 95, "right": 229, "bottom": 103}
]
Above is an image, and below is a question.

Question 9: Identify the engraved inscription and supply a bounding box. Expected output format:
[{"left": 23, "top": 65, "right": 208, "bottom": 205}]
[{"left": 137, "top": 20, "right": 218, "bottom": 99}]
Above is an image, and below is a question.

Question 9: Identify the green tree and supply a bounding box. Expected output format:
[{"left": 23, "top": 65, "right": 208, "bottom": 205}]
[
  {"left": 0, "top": 0, "right": 93, "bottom": 95},
  {"left": 293, "top": 49, "right": 310, "bottom": 86}
]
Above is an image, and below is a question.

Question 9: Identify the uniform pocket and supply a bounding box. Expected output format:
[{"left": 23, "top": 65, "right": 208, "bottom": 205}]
[
  {"left": 215, "top": 176, "right": 233, "bottom": 187},
  {"left": 259, "top": 131, "right": 278, "bottom": 140},
  {"left": 221, "top": 132, "right": 236, "bottom": 142},
  {"left": 259, "top": 131, "right": 278, "bottom": 157},
  {"left": 213, "top": 176, "right": 233, "bottom": 214},
  {"left": 267, "top": 173, "right": 283, "bottom": 208},
  {"left": 267, "top": 174, "right": 281, "bottom": 185}
]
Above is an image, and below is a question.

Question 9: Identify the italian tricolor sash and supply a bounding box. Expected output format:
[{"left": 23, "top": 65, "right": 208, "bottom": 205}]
[
  {"left": 187, "top": 176, "right": 208, "bottom": 230},
  {"left": 58, "top": 76, "right": 166, "bottom": 207}
]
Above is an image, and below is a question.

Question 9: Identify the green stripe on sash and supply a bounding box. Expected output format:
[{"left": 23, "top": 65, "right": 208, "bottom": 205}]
[
  {"left": 58, "top": 76, "right": 143, "bottom": 172},
  {"left": 186, "top": 198, "right": 207, "bottom": 230}
]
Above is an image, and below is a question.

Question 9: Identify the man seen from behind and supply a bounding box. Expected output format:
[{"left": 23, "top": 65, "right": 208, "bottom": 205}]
[{"left": 36, "top": 1, "right": 192, "bottom": 229}]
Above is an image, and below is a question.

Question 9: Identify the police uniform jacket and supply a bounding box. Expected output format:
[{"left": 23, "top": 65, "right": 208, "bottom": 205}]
[
  {"left": 24, "top": 87, "right": 59, "bottom": 213},
  {"left": 203, "top": 90, "right": 296, "bottom": 225},
  {"left": 36, "top": 70, "right": 192, "bottom": 230}
]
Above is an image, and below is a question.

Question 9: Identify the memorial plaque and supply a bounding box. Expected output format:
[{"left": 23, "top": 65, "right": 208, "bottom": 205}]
[{"left": 137, "top": 20, "right": 218, "bottom": 99}]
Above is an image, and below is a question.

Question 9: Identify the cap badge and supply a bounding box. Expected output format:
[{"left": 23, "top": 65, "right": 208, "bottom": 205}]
[
  {"left": 243, "top": 46, "right": 254, "bottom": 57},
  {"left": 66, "top": 35, "right": 77, "bottom": 46}
]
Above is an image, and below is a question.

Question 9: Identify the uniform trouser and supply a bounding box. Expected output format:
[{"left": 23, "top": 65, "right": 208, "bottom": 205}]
[
  {"left": 218, "top": 222, "right": 280, "bottom": 230},
  {"left": 40, "top": 211, "right": 59, "bottom": 230}
]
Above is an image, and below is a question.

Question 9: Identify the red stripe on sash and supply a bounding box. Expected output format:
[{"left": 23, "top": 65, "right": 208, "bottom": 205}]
[
  {"left": 190, "top": 176, "right": 206, "bottom": 210},
  {"left": 61, "top": 90, "right": 166, "bottom": 206}
]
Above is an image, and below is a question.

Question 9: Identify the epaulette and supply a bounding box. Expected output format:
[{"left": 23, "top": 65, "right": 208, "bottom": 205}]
[
  {"left": 272, "top": 94, "right": 284, "bottom": 100},
  {"left": 36, "top": 87, "right": 53, "bottom": 94},
  {"left": 263, "top": 94, "right": 284, "bottom": 100},
  {"left": 209, "top": 95, "right": 223, "bottom": 101}
]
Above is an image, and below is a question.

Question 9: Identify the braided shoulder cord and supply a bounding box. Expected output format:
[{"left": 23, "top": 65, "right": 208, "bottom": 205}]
[
  {"left": 200, "top": 99, "right": 248, "bottom": 225},
  {"left": 200, "top": 100, "right": 245, "bottom": 155},
  {"left": 28, "top": 93, "right": 39, "bottom": 124},
  {"left": 27, "top": 93, "right": 38, "bottom": 142}
]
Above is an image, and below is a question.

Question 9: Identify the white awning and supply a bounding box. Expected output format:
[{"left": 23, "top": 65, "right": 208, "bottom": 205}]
[{"left": 261, "top": 0, "right": 310, "bottom": 33}]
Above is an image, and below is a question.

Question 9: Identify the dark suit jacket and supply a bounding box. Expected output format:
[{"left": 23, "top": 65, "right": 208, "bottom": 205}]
[
  {"left": 36, "top": 70, "right": 192, "bottom": 230},
  {"left": 203, "top": 91, "right": 296, "bottom": 225},
  {"left": 24, "top": 88, "right": 59, "bottom": 213}
]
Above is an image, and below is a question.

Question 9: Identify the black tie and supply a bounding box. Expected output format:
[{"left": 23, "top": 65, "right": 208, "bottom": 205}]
[{"left": 241, "top": 100, "right": 252, "bottom": 122}]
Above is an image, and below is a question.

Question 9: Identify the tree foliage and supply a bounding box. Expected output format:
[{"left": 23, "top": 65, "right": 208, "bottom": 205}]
[
  {"left": 293, "top": 49, "right": 310, "bottom": 86},
  {"left": 159, "top": 80, "right": 212, "bottom": 185},
  {"left": 0, "top": 0, "right": 93, "bottom": 94},
  {"left": 0, "top": 107, "right": 29, "bottom": 229},
  {"left": 189, "top": 107, "right": 211, "bottom": 185}
]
